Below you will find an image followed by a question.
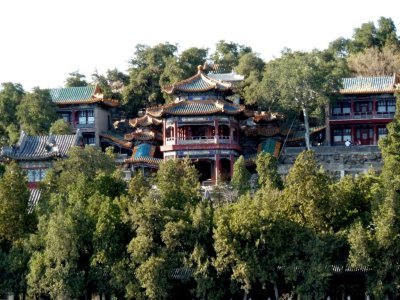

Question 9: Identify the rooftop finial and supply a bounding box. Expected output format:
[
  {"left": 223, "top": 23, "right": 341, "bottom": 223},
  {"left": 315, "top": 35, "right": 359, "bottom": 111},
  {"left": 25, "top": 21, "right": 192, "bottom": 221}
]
[{"left": 197, "top": 65, "right": 204, "bottom": 74}]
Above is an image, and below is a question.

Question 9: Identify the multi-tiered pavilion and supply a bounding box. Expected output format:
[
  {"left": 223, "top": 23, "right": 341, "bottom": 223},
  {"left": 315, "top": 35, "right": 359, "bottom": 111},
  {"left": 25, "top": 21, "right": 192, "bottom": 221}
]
[{"left": 125, "top": 66, "right": 250, "bottom": 183}]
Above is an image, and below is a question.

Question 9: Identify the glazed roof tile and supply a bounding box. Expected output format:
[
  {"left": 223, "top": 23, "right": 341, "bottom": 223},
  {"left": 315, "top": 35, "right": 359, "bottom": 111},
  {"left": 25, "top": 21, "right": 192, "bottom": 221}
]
[
  {"left": 49, "top": 85, "right": 119, "bottom": 107},
  {"left": 100, "top": 132, "right": 133, "bottom": 149},
  {"left": 125, "top": 143, "right": 161, "bottom": 166},
  {"left": 124, "top": 128, "right": 162, "bottom": 142},
  {"left": 340, "top": 74, "right": 399, "bottom": 94},
  {"left": 163, "top": 67, "right": 231, "bottom": 94},
  {"left": 129, "top": 114, "right": 162, "bottom": 128},
  {"left": 146, "top": 99, "right": 244, "bottom": 117},
  {"left": 1, "top": 131, "right": 81, "bottom": 161}
]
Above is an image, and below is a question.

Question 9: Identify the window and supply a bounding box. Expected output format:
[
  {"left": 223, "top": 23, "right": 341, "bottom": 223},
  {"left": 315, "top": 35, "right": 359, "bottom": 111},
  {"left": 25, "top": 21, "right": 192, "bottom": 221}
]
[
  {"left": 78, "top": 110, "right": 94, "bottom": 125},
  {"left": 59, "top": 112, "right": 71, "bottom": 122},
  {"left": 332, "top": 102, "right": 351, "bottom": 115},
  {"left": 355, "top": 101, "right": 372, "bottom": 113},
  {"left": 333, "top": 128, "right": 352, "bottom": 143},
  {"left": 83, "top": 134, "right": 96, "bottom": 145},
  {"left": 26, "top": 169, "right": 47, "bottom": 182},
  {"left": 378, "top": 127, "right": 388, "bottom": 139},
  {"left": 378, "top": 100, "right": 396, "bottom": 113}
]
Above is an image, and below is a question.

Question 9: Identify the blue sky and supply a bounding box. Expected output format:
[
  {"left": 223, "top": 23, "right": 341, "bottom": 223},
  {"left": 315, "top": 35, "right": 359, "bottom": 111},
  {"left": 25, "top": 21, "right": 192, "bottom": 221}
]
[{"left": 0, "top": 0, "right": 399, "bottom": 90}]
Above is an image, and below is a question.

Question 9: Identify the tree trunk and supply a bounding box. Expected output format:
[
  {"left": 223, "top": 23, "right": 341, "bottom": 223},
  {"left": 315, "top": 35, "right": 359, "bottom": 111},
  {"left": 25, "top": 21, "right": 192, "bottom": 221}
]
[
  {"left": 243, "top": 291, "right": 248, "bottom": 300},
  {"left": 302, "top": 106, "right": 311, "bottom": 150},
  {"left": 273, "top": 281, "right": 279, "bottom": 300}
]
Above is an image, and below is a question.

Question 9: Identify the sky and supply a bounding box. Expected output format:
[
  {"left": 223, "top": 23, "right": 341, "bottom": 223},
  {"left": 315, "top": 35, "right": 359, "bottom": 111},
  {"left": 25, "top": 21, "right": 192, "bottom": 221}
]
[{"left": 0, "top": 0, "right": 399, "bottom": 91}]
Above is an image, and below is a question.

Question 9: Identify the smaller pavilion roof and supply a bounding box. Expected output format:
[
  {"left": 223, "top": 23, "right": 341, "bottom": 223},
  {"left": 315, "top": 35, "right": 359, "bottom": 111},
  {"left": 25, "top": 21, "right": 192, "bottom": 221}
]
[
  {"left": 125, "top": 143, "right": 162, "bottom": 167},
  {"left": 100, "top": 132, "right": 133, "bottom": 149},
  {"left": 162, "top": 66, "right": 232, "bottom": 95},
  {"left": 49, "top": 85, "right": 119, "bottom": 107},
  {"left": 146, "top": 99, "right": 245, "bottom": 117},
  {"left": 129, "top": 114, "right": 162, "bottom": 128},
  {"left": 124, "top": 128, "right": 163, "bottom": 142},
  {"left": 0, "top": 131, "right": 81, "bottom": 161},
  {"left": 340, "top": 74, "right": 399, "bottom": 94}
]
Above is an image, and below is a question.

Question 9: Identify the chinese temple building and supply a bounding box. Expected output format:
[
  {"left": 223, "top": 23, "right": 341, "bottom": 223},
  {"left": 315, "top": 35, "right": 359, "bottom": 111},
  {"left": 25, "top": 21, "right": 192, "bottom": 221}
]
[
  {"left": 0, "top": 131, "right": 82, "bottom": 189},
  {"left": 123, "top": 65, "right": 255, "bottom": 183},
  {"left": 327, "top": 74, "right": 399, "bottom": 146},
  {"left": 0, "top": 131, "right": 82, "bottom": 211},
  {"left": 49, "top": 85, "right": 119, "bottom": 146}
]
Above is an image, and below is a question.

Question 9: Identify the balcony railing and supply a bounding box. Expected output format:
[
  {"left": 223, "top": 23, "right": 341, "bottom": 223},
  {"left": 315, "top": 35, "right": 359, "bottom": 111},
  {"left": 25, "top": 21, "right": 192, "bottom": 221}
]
[
  {"left": 331, "top": 112, "right": 395, "bottom": 120},
  {"left": 165, "top": 136, "right": 232, "bottom": 145},
  {"left": 74, "top": 123, "right": 95, "bottom": 129}
]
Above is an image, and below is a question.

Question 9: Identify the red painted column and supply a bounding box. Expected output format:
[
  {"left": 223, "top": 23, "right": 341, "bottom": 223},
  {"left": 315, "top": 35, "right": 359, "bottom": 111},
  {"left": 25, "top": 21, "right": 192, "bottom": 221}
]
[
  {"left": 373, "top": 126, "right": 377, "bottom": 145},
  {"left": 174, "top": 120, "right": 178, "bottom": 141},
  {"left": 372, "top": 97, "right": 376, "bottom": 117},
  {"left": 351, "top": 126, "right": 355, "bottom": 144}
]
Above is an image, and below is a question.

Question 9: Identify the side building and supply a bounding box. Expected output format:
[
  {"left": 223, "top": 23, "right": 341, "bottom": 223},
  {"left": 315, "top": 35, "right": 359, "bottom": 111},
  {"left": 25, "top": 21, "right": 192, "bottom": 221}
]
[
  {"left": 49, "top": 85, "right": 119, "bottom": 146},
  {"left": 327, "top": 74, "right": 399, "bottom": 146},
  {"left": 0, "top": 131, "right": 82, "bottom": 211}
]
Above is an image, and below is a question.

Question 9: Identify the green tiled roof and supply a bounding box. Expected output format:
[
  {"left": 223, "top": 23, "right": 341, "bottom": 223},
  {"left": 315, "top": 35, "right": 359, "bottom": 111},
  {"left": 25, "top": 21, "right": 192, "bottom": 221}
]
[
  {"left": 49, "top": 86, "right": 96, "bottom": 103},
  {"left": 163, "top": 69, "right": 231, "bottom": 94},
  {"left": 341, "top": 75, "right": 398, "bottom": 94},
  {"left": 145, "top": 100, "right": 244, "bottom": 116}
]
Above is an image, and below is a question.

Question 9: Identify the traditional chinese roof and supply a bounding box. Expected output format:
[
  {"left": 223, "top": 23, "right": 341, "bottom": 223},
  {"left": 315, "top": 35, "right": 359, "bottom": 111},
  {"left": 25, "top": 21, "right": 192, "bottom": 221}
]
[
  {"left": 125, "top": 143, "right": 162, "bottom": 167},
  {"left": 146, "top": 99, "right": 244, "bottom": 117},
  {"left": 162, "top": 66, "right": 232, "bottom": 95},
  {"left": 49, "top": 85, "right": 119, "bottom": 107},
  {"left": 0, "top": 131, "right": 81, "bottom": 161},
  {"left": 207, "top": 72, "right": 244, "bottom": 82},
  {"left": 340, "top": 74, "right": 400, "bottom": 94},
  {"left": 100, "top": 132, "right": 133, "bottom": 149},
  {"left": 124, "top": 128, "right": 162, "bottom": 142},
  {"left": 286, "top": 126, "right": 326, "bottom": 143},
  {"left": 129, "top": 114, "right": 162, "bottom": 128}
]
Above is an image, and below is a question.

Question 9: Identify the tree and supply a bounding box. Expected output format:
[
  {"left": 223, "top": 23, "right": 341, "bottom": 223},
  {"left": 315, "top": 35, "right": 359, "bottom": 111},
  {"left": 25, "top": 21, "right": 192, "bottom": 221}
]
[
  {"left": 281, "top": 151, "right": 332, "bottom": 232},
  {"left": 231, "top": 155, "right": 251, "bottom": 196},
  {"left": 123, "top": 43, "right": 177, "bottom": 116},
  {"left": 0, "top": 83, "right": 24, "bottom": 144},
  {"left": 49, "top": 119, "right": 72, "bottom": 135},
  {"left": 27, "top": 147, "right": 127, "bottom": 298},
  {"left": 211, "top": 40, "right": 252, "bottom": 72},
  {"left": 260, "top": 49, "right": 343, "bottom": 149},
  {"left": 0, "top": 163, "right": 34, "bottom": 298},
  {"left": 16, "top": 88, "right": 57, "bottom": 135},
  {"left": 255, "top": 152, "right": 282, "bottom": 190},
  {"left": 235, "top": 52, "right": 265, "bottom": 107},
  {"left": 125, "top": 159, "right": 201, "bottom": 299},
  {"left": 160, "top": 47, "right": 209, "bottom": 94},
  {"left": 0, "top": 162, "right": 32, "bottom": 242},
  {"left": 92, "top": 68, "right": 129, "bottom": 101},
  {"left": 65, "top": 71, "right": 88, "bottom": 87},
  {"left": 348, "top": 44, "right": 400, "bottom": 76}
]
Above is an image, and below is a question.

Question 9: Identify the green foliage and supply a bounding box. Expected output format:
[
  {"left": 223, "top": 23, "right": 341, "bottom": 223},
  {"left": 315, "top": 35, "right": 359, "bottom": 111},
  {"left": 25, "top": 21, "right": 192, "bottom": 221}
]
[
  {"left": 123, "top": 43, "right": 177, "bottom": 116},
  {"left": 255, "top": 152, "right": 282, "bottom": 190},
  {"left": 282, "top": 151, "right": 332, "bottom": 232},
  {"left": 65, "top": 71, "right": 88, "bottom": 87},
  {"left": 0, "top": 162, "right": 33, "bottom": 242},
  {"left": 211, "top": 40, "right": 252, "bottom": 72},
  {"left": 231, "top": 155, "right": 251, "bottom": 196},
  {"left": 92, "top": 68, "right": 129, "bottom": 101},
  {"left": 260, "top": 50, "right": 344, "bottom": 149},
  {"left": 26, "top": 148, "right": 128, "bottom": 298},
  {"left": 16, "top": 88, "right": 57, "bottom": 135},
  {"left": 0, "top": 83, "right": 24, "bottom": 144},
  {"left": 154, "top": 158, "right": 200, "bottom": 209},
  {"left": 49, "top": 119, "right": 73, "bottom": 134}
]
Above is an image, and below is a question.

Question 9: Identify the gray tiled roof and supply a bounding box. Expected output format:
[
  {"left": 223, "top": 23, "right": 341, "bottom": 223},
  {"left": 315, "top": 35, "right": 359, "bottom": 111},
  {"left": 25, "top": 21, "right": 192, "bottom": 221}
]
[
  {"left": 28, "top": 189, "right": 41, "bottom": 213},
  {"left": 341, "top": 74, "right": 399, "bottom": 94},
  {"left": 1, "top": 131, "right": 81, "bottom": 161}
]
